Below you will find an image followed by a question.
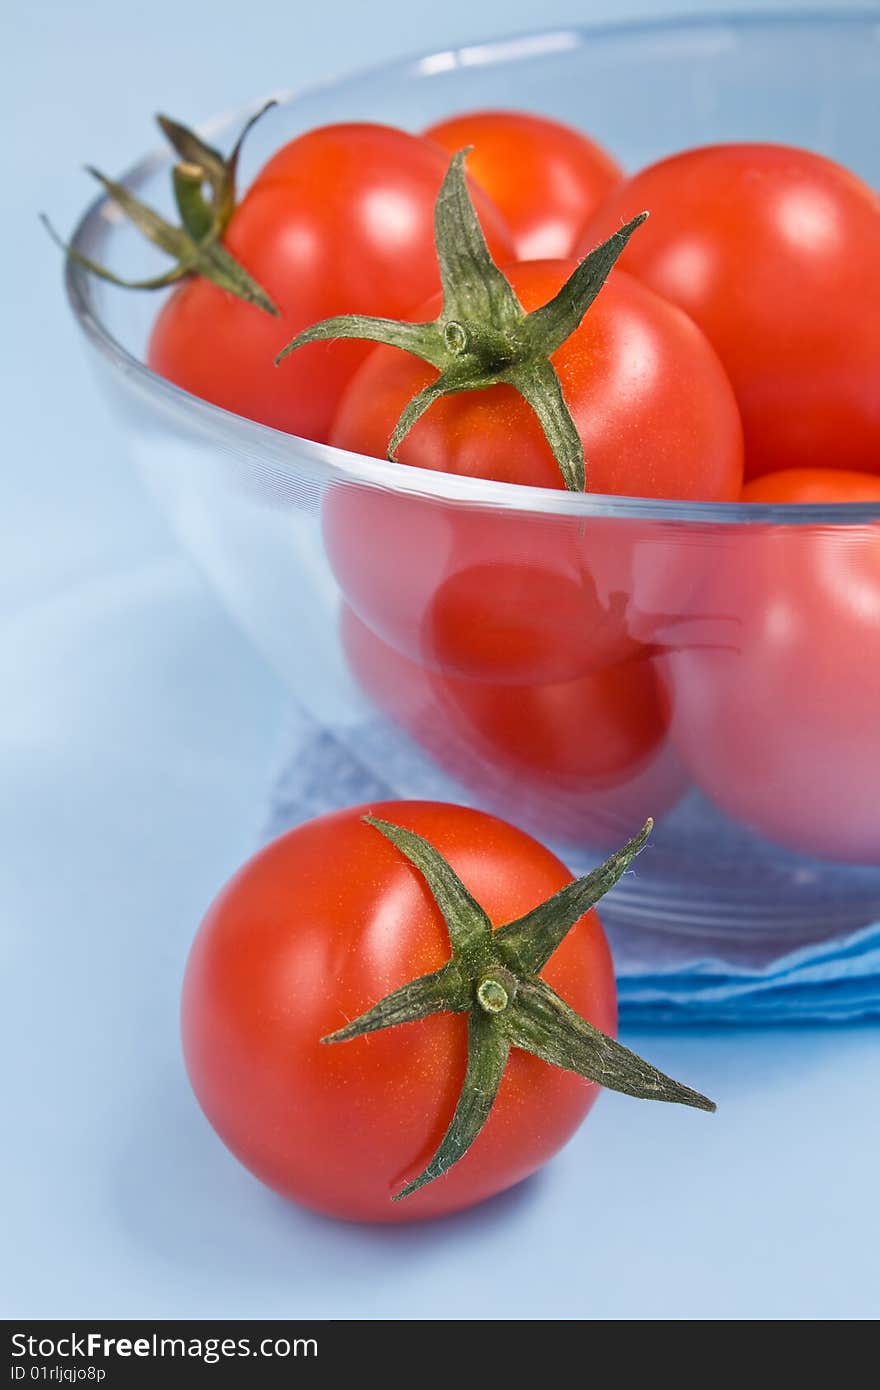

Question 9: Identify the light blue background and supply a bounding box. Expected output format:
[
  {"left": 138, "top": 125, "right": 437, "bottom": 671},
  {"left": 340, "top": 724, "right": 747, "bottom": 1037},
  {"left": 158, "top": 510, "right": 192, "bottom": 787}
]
[{"left": 3, "top": 0, "right": 879, "bottom": 1320}]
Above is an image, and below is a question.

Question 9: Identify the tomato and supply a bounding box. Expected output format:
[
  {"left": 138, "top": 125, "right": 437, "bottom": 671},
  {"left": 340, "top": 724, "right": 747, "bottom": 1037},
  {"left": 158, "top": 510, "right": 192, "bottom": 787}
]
[
  {"left": 325, "top": 487, "right": 725, "bottom": 686},
  {"left": 182, "top": 800, "right": 616, "bottom": 1222},
  {"left": 331, "top": 259, "right": 742, "bottom": 497},
  {"left": 342, "top": 608, "right": 689, "bottom": 848},
  {"left": 661, "top": 480, "right": 880, "bottom": 861},
  {"left": 324, "top": 259, "right": 740, "bottom": 683},
  {"left": 147, "top": 124, "right": 513, "bottom": 441},
  {"left": 424, "top": 109, "right": 622, "bottom": 260},
  {"left": 578, "top": 143, "right": 880, "bottom": 478},
  {"left": 325, "top": 496, "right": 647, "bottom": 683},
  {"left": 742, "top": 469, "right": 880, "bottom": 505}
]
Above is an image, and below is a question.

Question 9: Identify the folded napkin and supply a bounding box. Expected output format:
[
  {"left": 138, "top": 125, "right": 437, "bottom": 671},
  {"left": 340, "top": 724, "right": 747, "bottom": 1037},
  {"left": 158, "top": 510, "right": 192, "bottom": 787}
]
[{"left": 264, "top": 709, "right": 880, "bottom": 1025}]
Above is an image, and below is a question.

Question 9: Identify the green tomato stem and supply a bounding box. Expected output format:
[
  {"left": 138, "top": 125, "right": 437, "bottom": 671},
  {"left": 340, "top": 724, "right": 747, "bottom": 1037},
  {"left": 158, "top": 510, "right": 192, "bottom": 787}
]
[
  {"left": 276, "top": 147, "right": 647, "bottom": 490},
  {"left": 44, "top": 103, "right": 279, "bottom": 315},
  {"left": 323, "top": 815, "right": 715, "bottom": 1202}
]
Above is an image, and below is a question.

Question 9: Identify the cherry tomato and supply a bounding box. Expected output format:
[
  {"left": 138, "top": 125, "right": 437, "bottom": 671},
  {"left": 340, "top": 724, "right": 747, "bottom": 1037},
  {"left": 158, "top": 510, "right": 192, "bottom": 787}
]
[
  {"left": 424, "top": 109, "right": 622, "bottom": 260},
  {"left": 662, "top": 477, "right": 880, "bottom": 861},
  {"left": 578, "top": 143, "right": 880, "bottom": 478},
  {"left": 331, "top": 259, "right": 743, "bottom": 497},
  {"left": 325, "top": 259, "right": 741, "bottom": 683},
  {"left": 325, "top": 497, "right": 648, "bottom": 684},
  {"left": 742, "top": 469, "right": 880, "bottom": 505},
  {"left": 325, "top": 488, "right": 724, "bottom": 686},
  {"left": 342, "top": 608, "right": 689, "bottom": 848},
  {"left": 148, "top": 124, "right": 513, "bottom": 442},
  {"left": 182, "top": 800, "right": 616, "bottom": 1222}
]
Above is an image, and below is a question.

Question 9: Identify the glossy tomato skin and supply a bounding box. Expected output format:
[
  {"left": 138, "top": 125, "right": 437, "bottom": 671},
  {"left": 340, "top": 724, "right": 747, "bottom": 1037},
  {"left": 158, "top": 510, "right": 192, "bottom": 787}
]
[
  {"left": 661, "top": 496, "right": 880, "bottom": 861},
  {"left": 331, "top": 261, "right": 743, "bottom": 498},
  {"left": 182, "top": 801, "right": 616, "bottom": 1222},
  {"left": 424, "top": 109, "right": 622, "bottom": 260},
  {"left": 742, "top": 469, "right": 880, "bottom": 505},
  {"left": 578, "top": 144, "right": 880, "bottom": 478},
  {"left": 342, "top": 609, "right": 689, "bottom": 849},
  {"left": 148, "top": 124, "right": 513, "bottom": 442}
]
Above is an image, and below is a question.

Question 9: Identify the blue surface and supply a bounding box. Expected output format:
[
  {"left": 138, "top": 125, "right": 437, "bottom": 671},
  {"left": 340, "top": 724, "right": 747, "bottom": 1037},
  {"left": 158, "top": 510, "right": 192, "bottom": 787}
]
[{"left": 3, "top": 0, "right": 879, "bottom": 1320}]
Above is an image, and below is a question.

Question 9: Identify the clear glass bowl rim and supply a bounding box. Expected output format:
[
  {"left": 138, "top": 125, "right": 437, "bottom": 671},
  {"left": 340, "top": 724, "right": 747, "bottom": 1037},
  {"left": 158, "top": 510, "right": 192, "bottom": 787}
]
[{"left": 64, "top": 5, "right": 880, "bottom": 527}]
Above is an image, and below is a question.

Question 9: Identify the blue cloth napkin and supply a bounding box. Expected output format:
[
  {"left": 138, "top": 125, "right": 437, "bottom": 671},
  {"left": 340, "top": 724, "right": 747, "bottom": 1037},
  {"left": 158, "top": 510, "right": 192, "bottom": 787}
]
[{"left": 264, "top": 710, "right": 880, "bottom": 1025}]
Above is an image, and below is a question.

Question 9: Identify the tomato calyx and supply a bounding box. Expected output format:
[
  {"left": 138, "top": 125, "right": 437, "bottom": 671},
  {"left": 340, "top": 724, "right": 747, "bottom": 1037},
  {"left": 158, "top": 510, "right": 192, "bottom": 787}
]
[
  {"left": 43, "top": 105, "right": 279, "bottom": 315},
  {"left": 276, "top": 150, "right": 647, "bottom": 491},
  {"left": 323, "top": 815, "right": 715, "bottom": 1201}
]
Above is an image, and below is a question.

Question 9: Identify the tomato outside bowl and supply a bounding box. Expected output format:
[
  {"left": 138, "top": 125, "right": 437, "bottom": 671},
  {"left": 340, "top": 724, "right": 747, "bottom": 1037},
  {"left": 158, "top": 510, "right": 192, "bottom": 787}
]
[{"left": 63, "top": 10, "right": 880, "bottom": 944}]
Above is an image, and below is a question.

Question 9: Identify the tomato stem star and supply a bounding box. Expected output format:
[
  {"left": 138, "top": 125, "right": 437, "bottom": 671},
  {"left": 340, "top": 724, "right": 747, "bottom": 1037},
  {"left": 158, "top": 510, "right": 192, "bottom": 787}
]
[
  {"left": 322, "top": 815, "right": 714, "bottom": 1201},
  {"left": 43, "top": 104, "right": 279, "bottom": 315},
  {"left": 276, "top": 149, "right": 647, "bottom": 491}
]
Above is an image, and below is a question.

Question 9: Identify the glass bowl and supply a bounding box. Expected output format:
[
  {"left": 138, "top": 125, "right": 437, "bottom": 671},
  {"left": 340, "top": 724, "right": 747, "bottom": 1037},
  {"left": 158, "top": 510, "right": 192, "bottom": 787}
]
[{"left": 64, "top": 9, "right": 880, "bottom": 941}]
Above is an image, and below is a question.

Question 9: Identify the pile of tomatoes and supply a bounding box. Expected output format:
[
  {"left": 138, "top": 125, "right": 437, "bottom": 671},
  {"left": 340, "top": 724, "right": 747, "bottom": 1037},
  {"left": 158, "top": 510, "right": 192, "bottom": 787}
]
[
  {"left": 71, "top": 102, "right": 880, "bottom": 1223},
  {"left": 117, "top": 108, "right": 880, "bottom": 863}
]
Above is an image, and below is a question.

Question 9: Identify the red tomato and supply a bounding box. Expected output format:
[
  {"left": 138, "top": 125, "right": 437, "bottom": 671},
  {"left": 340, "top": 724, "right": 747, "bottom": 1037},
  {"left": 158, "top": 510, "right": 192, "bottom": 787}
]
[
  {"left": 578, "top": 144, "right": 880, "bottom": 478},
  {"left": 424, "top": 109, "right": 622, "bottom": 260},
  {"left": 325, "top": 260, "right": 741, "bottom": 684},
  {"left": 342, "top": 608, "right": 689, "bottom": 848},
  {"left": 325, "top": 497, "right": 647, "bottom": 684},
  {"left": 325, "top": 487, "right": 723, "bottom": 686},
  {"left": 661, "top": 492, "right": 880, "bottom": 861},
  {"left": 148, "top": 124, "right": 513, "bottom": 442},
  {"left": 742, "top": 469, "right": 880, "bottom": 505},
  {"left": 331, "top": 259, "right": 743, "bottom": 497},
  {"left": 182, "top": 801, "right": 616, "bottom": 1222}
]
